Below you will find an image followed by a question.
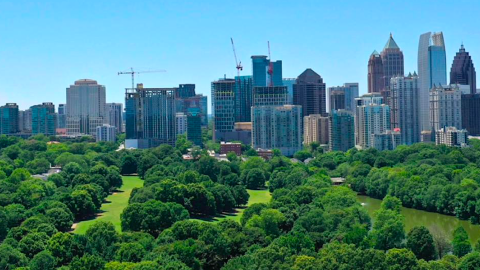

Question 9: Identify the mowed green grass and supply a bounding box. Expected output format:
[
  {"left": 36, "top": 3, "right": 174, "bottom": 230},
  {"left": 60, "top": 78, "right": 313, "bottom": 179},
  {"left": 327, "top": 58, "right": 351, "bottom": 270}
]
[
  {"left": 196, "top": 189, "right": 272, "bottom": 223},
  {"left": 74, "top": 176, "right": 144, "bottom": 234}
]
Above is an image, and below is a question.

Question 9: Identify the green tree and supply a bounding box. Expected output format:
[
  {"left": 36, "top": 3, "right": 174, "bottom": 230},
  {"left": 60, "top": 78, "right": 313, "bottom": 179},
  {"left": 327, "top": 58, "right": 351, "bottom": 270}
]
[
  {"left": 385, "top": 248, "right": 419, "bottom": 270},
  {"left": 453, "top": 226, "right": 472, "bottom": 257},
  {"left": 458, "top": 252, "right": 480, "bottom": 270},
  {"left": 121, "top": 155, "right": 138, "bottom": 175},
  {"left": 46, "top": 207, "right": 74, "bottom": 232},
  {"left": 70, "top": 254, "right": 105, "bottom": 270},
  {"left": 29, "top": 251, "right": 56, "bottom": 270},
  {"left": 0, "top": 244, "right": 28, "bottom": 269},
  {"left": 407, "top": 226, "right": 436, "bottom": 260},
  {"left": 86, "top": 221, "right": 119, "bottom": 260},
  {"left": 116, "top": 242, "right": 146, "bottom": 263},
  {"left": 18, "top": 232, "right": 50, "bottom": 258},
  {"left": 244, "top": 168, "right": 266, "bottom": 189}
]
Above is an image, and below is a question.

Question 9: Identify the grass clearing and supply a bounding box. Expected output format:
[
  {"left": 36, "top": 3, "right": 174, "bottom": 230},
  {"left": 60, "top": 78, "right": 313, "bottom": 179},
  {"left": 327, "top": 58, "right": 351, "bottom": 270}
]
[{"left": 73, "top": 176, "right": 144, "bottom": 234}]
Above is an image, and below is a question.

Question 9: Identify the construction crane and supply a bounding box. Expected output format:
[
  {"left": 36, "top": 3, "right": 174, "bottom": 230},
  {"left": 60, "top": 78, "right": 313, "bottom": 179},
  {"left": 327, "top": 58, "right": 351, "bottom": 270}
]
[
  {"left": 267, "top": 41, "right": 274, "bottom": 87},
  {"left": 230, "top": 38, "right": 243, "bottom": 77},
  {"left": 118, "top": 68, "right": 166, "bottom": 89}
]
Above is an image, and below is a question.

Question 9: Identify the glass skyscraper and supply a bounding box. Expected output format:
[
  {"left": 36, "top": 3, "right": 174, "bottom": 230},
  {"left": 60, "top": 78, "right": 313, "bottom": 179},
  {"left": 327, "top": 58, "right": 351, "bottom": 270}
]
[
  {"left": 31, "top": 102, "right": 57, "bottom": 135},
  {"left": 211, "top": 78, "right": 236, "bottom": 141},
  {"left": 418, "top": 32, "right": 447, "bottom": 131},
  {"left": 328, "top": 83, "right": 359, "bottom": 113},
  {"left": 251, "top": 55, "right": 283, "bottom": 87},
  {"left": 450, "top": 44, "right": 476, "bottom": 94},
  {"left": 0, "top": 103, "right": 19, "bottom": 135},
  {"left": 234, "top": 75, "right": 253, "bottom": 122}
]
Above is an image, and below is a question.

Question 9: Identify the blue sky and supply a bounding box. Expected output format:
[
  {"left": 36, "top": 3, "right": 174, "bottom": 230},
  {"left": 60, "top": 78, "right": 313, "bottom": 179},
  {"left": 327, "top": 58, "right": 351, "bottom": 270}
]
[{"left": 0, "top": 0, "right": 479, "bottom": 112}]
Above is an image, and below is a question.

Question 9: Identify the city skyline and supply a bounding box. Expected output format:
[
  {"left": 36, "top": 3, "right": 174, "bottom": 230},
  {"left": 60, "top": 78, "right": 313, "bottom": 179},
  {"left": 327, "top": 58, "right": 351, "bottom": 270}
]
[{"left": 1, "top": 0, "right": 479, "bottom": 113}]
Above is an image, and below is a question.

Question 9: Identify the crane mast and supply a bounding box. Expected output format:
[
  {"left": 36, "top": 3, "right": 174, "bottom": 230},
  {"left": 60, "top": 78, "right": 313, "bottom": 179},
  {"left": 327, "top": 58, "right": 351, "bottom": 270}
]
[
  {"left": 230, "top": 38, "right": 243, "bottom": 77},
  {"left": 267, "top": 41, "right": 274, "bottom": 87}
]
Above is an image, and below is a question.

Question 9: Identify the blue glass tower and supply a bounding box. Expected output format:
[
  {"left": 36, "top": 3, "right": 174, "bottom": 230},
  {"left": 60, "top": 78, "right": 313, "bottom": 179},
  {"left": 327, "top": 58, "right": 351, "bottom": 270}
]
[
  {"left": 251, "top": 55, "right": 283, "bottom": 87},
  {"left": 31, "top": 102, "right": 57, "bottom": 135}
]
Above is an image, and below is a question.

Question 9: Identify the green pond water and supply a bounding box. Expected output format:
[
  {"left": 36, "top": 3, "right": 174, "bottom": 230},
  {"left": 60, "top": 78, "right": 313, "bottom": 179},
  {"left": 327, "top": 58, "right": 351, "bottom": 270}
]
[{"left": 357, "top": 195, "right": 480, "bottom": 243}]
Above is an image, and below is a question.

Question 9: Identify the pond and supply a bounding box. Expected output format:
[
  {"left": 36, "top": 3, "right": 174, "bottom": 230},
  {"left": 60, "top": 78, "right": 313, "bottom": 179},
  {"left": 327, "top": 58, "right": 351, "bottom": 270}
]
[{"left": 357, "top": 195, "right": 480, "bottom": 243}]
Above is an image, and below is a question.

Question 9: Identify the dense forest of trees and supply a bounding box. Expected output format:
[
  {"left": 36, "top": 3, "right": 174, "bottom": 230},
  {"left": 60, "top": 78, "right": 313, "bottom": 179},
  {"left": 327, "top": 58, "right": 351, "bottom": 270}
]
[{"left": 2, "top": 134, "right": 480, "bottom": 269}]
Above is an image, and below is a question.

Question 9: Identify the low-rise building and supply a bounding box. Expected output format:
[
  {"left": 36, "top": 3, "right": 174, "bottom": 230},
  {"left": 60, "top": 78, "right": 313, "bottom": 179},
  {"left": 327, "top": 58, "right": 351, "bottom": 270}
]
[{"left": 220, "top": 142, "right": 242, "bottom": 156}]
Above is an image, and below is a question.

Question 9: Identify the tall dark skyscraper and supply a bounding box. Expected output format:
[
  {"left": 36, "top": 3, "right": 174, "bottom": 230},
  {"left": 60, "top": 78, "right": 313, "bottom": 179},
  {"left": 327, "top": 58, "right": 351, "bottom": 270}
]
[
  {"left": 462, "top": 94, "right": 480, "bottom": 136},
  {"left": 381, "top": 34, "right": 404, "bottom": 102},
  {"left": 293, "top": 68, "right": 326, "bottom": 117},
  {"left": 450, "top": 44, "right": 476, "bottom": 94},
  {"left": 234, "top": 75, "right": 253, "bottom": 122},
  {"left": 368, "top": 51, "right": 384, "bottom": 93}
]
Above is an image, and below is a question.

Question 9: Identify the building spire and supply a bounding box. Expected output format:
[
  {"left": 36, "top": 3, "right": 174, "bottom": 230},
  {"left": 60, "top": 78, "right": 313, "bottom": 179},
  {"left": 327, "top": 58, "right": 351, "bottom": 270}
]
[{"left": 460, "top": 42, "right": 465, "bottom": 52}]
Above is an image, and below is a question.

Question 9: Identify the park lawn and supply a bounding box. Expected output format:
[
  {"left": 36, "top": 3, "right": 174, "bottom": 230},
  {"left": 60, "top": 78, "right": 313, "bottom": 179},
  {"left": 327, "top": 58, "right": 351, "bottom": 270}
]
[
  {"left": 196, "top": 188, "right": 271, "bottom": 223},
  {"left": 74, "top": 176, "right": 144, "bottom": 234}
]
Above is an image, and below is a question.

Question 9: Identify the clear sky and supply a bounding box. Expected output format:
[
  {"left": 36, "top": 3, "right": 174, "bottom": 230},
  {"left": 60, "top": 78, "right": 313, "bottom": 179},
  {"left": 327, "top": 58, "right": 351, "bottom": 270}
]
[{"left": 0, "top": 0, "right": 479, "bottom": 113}]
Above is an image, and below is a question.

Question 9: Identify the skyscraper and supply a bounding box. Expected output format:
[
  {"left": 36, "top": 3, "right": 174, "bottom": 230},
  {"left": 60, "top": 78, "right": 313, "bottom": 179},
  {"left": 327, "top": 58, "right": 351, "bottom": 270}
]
[
  {"left": 450, "top": 44, "right": 476, "bottom": 94},
  {"left": 0, "top": 103, "right": 19, "bottom": 135},
  {"left": 461, "top": 94, "right": 480, "bottom": 136},
  {"left": 176, "top": 112, "right": 187, "bottom": 135},
  {"left": 234, "top": 75, "right": 253, "bottom": 122},
  {"left": 96, "top": 124, "right": 116, "bottom": 142},
  {"left": 293, "top": 68, "right": 327, "bottom": 117},
  {"left": 381, "top": 34, "right": 404, "bottom": 102},
  {"left": 252, "top": 105, "right": 302, "bottom": 156},
  {"left": 66, "top": 79, "right": 106, "bottom": 136},
  {"left": 57, "top": 104, "right": 66, "bottom": 129},
  {"left": 304, "top": 114, "right": 329, "bottom": 145},
  {"left": 106, "top": 103, "right": 123, "bottom": 133},
  {"left": 329, "top": 109, "right": 355, "bottom": 152},
  {"left": 31, "top": 102, "right": 57, "bottom": 136},
  {"left": 435, "top": 126, "right": 468, "bottom": 147},
  {"left": 177, "top": 94, "right": 208, "bottom": 126},
  {"left": 125, "top": 84, "right": 177, "bottom": 148},
  {"left": 187, "top": 112, "right": 203, "bottom": 147},
  {"left": 389, "top": 74, "right": 421, "bottom": 145},
  {"left": 211, "top": 78, "right": 236, "bottom": 141},
  {"left": 251, "top": 55, "right": 283, "bottom": 87},
  {"left": 19, "top": 109, "right": 32, "bottom": 133},
  {"left": 368, "top": 51, "right": 384, "bottom": 93},
  {"left": 355, "top": 93, "right": 391, "bottom": 149},
  {"left": 418, "top": 32, "right": 447, "bottom": 131},
  {"left": 430, "top": 85, "right": 462, "bottom": 131},
  {"left": 328, "top": 83, "right": 359, "bottom": 113},
  {"left": 282, "top": 78, "right": 296, "bottom": 104},
  {"left": 253, "top": 86, "right": 288, "bottom": 106},
  {"left": 176, "top": 84, "right": 196, "bottom": 99}
]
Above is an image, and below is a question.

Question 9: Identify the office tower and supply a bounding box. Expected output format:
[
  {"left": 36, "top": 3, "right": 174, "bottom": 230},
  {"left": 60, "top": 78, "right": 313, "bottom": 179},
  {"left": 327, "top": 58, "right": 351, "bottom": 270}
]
[
  {"left": 430, "top": 85, "right": 462, "bottom": 131},
  {"left": 19, "top": 109, "right": 32, "bottom": 133},
  {"left": 368, "top": 51, "right": 385, "bottom": 93},
  {"left": 211, "top": 78, "right": 236, "bottom": 141},
  {"left": 418, "top": 32, "right": 447, "bottom": 131},
  {"left": 355, "top": 93, "right": 391, "bottom": 149},
  {"left": 282, "top": 78, "right": 295, "bottom": 104},
  {"left": 389, "top": 74, "right": 421, "bottom": 145},
  {"left": 106, "top": 103, "right": 123, "bottom": 133},
  {"left": 57, "top": 104, "right": 66, "bottom": 129},
  {"left": 0, "top": 103, "right": 19, "bottom": 135},
  {"left": 304, "top": 114, "right": 329, "bottom": 145},
  {"left": 252, "top": 105, "right": 302, "bottom": 156},
  {"left": 293, "top": 68, "right": 327, "bottom": 117},
  {"left": 381, "top": 34, "right": 404, "bottom": 102},
  {"left": 66, "top": 79, "right": 106, "bottom": 136},
  {"left": 372, "top": 129, "right": 401, "bottom": 151},
  {"left": 96, "top": 124, "right": 116, "bottom": 142},
  {"left": 187, "top": 112, "right": 203, "bottom": 147},
  {"left": 328, "top": 83, "right": 359, "bottom": 113},
  {"left": 176, "top": 84, "right": 196, "bottom": 99},
  {"left": 329, "top": 109, "right": 355, "bottom": 152},
  {"left": 251, "top": 55, "right": 283, "bottom": 87},
  {"left": 253, "top": 86, "right": 288, "bottom": 106},
  {"left": 461, "top": 94, "right": 480, "bottom": 136},
  {"left": 31, "top": 102, "right": 57, "bottom": 136},
  {"left": 177, "top": 94, "right": 208, "bottom": 126},
  {"left": 235, "top": 76, "right": 253, "bottom": 122},
  {"left": 176, "top": 112, "right": 187, "bottom": 135},
  {"left": 435, "top": 126, "right": 468, "bottom": 147},
  {"left": 450, "top": 44, "right": 476, "bottom": 94},
  {"left": 125, "top": 84, "right": 177, "bottom": 149}
]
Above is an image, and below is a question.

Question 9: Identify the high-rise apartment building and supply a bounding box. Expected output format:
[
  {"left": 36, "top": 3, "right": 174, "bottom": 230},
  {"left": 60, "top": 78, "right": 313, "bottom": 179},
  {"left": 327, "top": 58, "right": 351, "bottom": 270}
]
[
  {"left": 187, "top": 112, "right": 203, "bottom": 147},
  {"left": 461, "top": 94, "right": 480, "bottom": 136},
  {"left": 96, "top": 124, "right": 116, "bottom": 142},
  {"left": 450, "top": 45, "right": 476, "bottom": 94},
  {"left": 381, "top": 34, "right": 404, "bottom": 102},
  {"left": 329, "top": 109, "right": 355, "bottom": 152},
  {"left": 235, "top": 76, "right": 253, "bottom": 122},
  {"left": 31, "top": 102, "right": 57, "bottom": 136},
  {"left": 176, "top": 84, "right": 196, "bottom": 99},
  {"left": 211, "top": 78, "right": 236, "bottom": 141},
  {"left": 293, "top": 68, "right": 327, "bottom": 117},
  {"left": 125, "top": 84, "right": 177, "bottom": 148},
  {"left": 282, "top": 78, "right": 295, "bottom": 104},
  {"left": 252, "top": 105, "right": 302, "bottom": 156},
  {"left": 176, "top": 112, "right": 187, "bottom": 135},
  {"left": 430, "top": 85, "right": 462, "bottom": 132},
  {"left": 57, "top": 104, "right": 66, "bottom": 129},
  {"left": 435, "top": 126, "right": 468, "bottom": 147},
  {"left": 355, "top": 93, "right": 391, "bottom": 149},
  {"left": 251, "top": 55, "right": 283, "bottom": 87},
  {"left": 368, "top": 51, "right": 385, "bottom": 93},
  {"left": 0, "top": 103, "right": 19, "bottom": 135},
  {"left": 106, "top": 103, "right": 123, "bottom": 133},
  {"left": 304, "top": 114, "right": 329, "bottom": 145},
  {"left": 389, "top": 74, "right": 421, "bottom": 145},
  {"left": 66, "top": 79, "right": 106, "bottom": 136},
  {"left": 372, "top": 129, "right": 401, "bottom": 151},
  {"left": 418, "top": 32, "right": 447, "bottom": 131},
  {"left": 19, "top": 109, "right": 32, "bottom": 133},
  {"left": 177, "top": 94, "right": 208, "bottom": 126},
  {"left": 328, "top": 83, "right": 359, "bottom": 113},
  {"left": 253, "top": 86, "right": 288, "bottom": 106}
]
